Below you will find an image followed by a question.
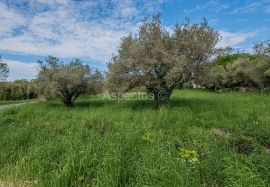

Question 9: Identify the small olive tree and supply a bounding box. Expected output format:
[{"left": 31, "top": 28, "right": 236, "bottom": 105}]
[
  {"left": 38, "top": 56, "right": 95, "bottom": 107},
  {"left": 106, "top": 14, "right": 218, "bottom": 105},
  {"left": 0, "top": 56, "right": 9, "bottom": 82}
]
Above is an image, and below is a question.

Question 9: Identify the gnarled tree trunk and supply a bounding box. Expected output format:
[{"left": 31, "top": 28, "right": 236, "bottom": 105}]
[{"left": 63, "top": 95, "right": 73, "bottom": 107}]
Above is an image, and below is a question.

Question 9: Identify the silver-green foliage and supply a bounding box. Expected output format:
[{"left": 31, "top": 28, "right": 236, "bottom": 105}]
[
  {"left": 107, "top": 14, "right": 218, "bottom": 105},
  {"left": 38, "top": 56, "right": 103, "bottom": 107},
  {"left": 0, "top": 58, "right": 9, "bottom": 82}
]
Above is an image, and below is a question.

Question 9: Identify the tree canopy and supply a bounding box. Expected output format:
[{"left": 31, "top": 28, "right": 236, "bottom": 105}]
[
  {"left": 0, "top": 57, "right": 9, "bottom": 82},
  {"left": 37, "top": 56, "right": 102, "bottom": 107},
  {"left": 106, "top": 14, "right": 219, "bottom": 105}
]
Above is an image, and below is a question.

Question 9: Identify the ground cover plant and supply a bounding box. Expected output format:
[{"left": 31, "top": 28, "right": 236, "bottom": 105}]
[{"left": 0, "top": 89, "right": 270, "bottom": 187}]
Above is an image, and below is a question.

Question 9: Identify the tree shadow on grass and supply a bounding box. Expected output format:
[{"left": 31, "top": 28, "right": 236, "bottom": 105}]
[
  {"left": 124, "top": 100, "right": 157, "bottom": 110},
  {"left": 45, "top": 97, "right": 216, "bottom": 112},
  {"left": 46, "top": 100, "right": 109, "bottom": 109},
  {"left": 75, "top": 100, "right": 108, "bottom": 108},
  {"left": 124, "top": 97, "right": 216, "bottom": 111},
  {"left": 169, "top": 97, "right": 216, "bottom": 109},
  {"left": 46, "top": 102, "right": 62, "bottom": 108}
]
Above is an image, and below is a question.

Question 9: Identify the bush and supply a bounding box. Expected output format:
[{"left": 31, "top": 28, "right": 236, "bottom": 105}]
[
  {"left": 197, "top": 64, "right": 226, "bottom": 90},
  {"left": 225, "top": 57, "right": 262, "bottom": 89},
  {"left": 196, "top": 54, "right": 270, "bottom": 91}
]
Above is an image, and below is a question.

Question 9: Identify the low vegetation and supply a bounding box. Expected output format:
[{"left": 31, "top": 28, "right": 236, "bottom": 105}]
[
  {"left": 0, "top": 90, "right": 270, "bottom": 186},
  {"left": 0, "top": 80, "right": 38, "bottom": 100},
  {"left": 0, "top": 100, "right": 27, "bottom": 106},
  {"left": 197, "top": 53, "right": 270, "bottom": 91}
]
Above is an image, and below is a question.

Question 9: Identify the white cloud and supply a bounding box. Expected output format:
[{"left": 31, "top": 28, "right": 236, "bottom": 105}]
[
  {"left": 0, "top": 2, "right": 27, "bottom": 38},
  {"left": 5, "top": 60, "right": 38, "bottom": 81},
  {"left": 230, "top": 1, "right": 270, "bottom": 14},
  {"left": 183, "top": 1, "right": 229, "bottom": 13},
  {"left": 0, "top": 0, "right": 163, "bottom": 63},
  {"left": 217, "top": 30, "right": 258, "bottom": 48}
]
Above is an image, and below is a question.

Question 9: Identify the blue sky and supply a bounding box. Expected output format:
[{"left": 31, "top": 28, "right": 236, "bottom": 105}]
[{"left": 0, "top": 0, "right": 269, "bottom": 81}]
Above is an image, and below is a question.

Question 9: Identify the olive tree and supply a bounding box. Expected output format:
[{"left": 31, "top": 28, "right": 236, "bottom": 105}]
[
  {"left": 253, "top": 40, "right": 270, "bottom": 56},
  {"left": 253, "top": 56, "right": 270, "bottom": 89},
  {"left": 87, "top": 69, "right": 104, "bottom": 95},
  {"left": 197, "top": 54, "right": 270, "bottom": 91},
  {"left": 38, "top": 56, "right": 95, "bottom": 107},
  {"left": 107, "top": 14, "right": 218, "bottom": 105},
  {"left": 174, "top": 18, "right": 219, "bottom": 80},
  {"left": 225, "top": 57, "right": 261, "bottom": 89},
  {"left": 0, "top": 56, "right": 9, "bottom": 82}
]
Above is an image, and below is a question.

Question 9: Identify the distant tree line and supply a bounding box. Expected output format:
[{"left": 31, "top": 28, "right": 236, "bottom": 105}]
[
  {"left": 0, "top": 80, "right": 38, "bottom": 100},
  {"left": 196, "top": 41, "right": 270, "bottom": 91}
]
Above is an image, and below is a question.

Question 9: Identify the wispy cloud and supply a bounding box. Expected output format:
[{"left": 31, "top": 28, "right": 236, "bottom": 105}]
[
  {"left": 230, "top": 0, "right": 270, "bottom": 14},
  {"left": 0, "top": 0, "right": 164, "bottom": 63},
  {"left": 5, "top": 60, "right": 38, "bottom": 81},
  {"left": 183, "top": 1, "right": 229, "bottom": 14},
  {"left": 217, "top": 30, "right": 258, "bottom": 48}
]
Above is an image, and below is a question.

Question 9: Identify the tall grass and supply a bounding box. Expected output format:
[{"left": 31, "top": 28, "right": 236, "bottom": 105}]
[
  {"left": 0, "top": 89, "right": 270, "bottom": 186},
  {"left": 0, "top": 100, "right": 29, "bottom": 106}
]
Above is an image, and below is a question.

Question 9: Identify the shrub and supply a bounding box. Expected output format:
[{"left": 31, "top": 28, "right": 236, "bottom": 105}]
[
  {"left": 225, "top": 57, "right": 261, "bottom": 89},
  {"left": 197, "top": 54, "right": 270, "bottom": 91}
]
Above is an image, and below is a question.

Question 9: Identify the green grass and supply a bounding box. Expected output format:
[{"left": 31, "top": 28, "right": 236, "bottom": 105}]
[
  {"left": 0, "top": 89, "right": 270, "bottom": 186},
  {"left": 0, "top": 100, "right": 29, "bottom": 106},
  {"left": 0, "top": 99, "right": 39, "bottom": 107}
]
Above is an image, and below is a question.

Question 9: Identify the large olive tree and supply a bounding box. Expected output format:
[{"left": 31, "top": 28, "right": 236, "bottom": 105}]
[
  {"left": 107, "top": 14, "right": 218, "bottom": 105},
  {"left": 38, "top": 56, "right": 96, "bottom": 107}
]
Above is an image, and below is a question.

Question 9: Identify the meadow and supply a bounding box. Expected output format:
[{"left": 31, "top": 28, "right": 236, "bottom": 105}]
[
  {"left": 0, "top": 89, "right": 270, "bottom": 187},
  {"left": 0, "top": 100, "right": 27, "bottom": 106}
]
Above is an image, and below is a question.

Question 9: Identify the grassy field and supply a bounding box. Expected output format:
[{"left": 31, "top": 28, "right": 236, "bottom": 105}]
[
  {"left": 0, "top": 100, "right": 29, "bottom": 106},
  {"left": 0, "top": 89, "right": 270, "bottom": 187}
]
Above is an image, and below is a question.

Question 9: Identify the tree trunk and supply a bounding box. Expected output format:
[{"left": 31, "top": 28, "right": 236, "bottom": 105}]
[
  {"left": 63, "top": 96, "right": 73, "bottom": 107},
  {"left": 153, "top": 88, "right": 172, "bottom": 107}
]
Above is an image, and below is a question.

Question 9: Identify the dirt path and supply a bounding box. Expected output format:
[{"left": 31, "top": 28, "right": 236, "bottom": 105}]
[{"left": 0, "top": 100, "right": 41, "bottom": 111}]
